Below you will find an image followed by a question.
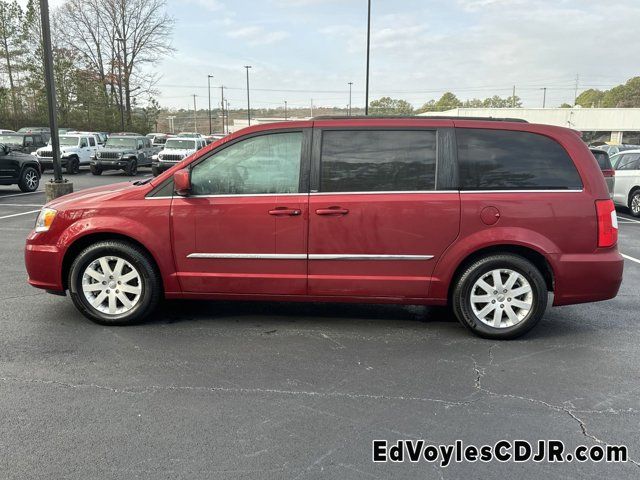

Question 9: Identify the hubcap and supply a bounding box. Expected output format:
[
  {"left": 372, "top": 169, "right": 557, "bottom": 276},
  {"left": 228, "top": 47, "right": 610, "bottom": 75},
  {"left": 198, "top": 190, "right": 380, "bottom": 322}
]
[
  {"left": 470, "top": 268, "right": 533, "bottom": 328},
  {"left": 632, "top": 194, "right": 640, "bottom": 215},
  {"left": 25, "top": 171, "right": 37, "bottom": 189},
  {"left": 81, "top": 256, "right": 142, "bottom": 315}
]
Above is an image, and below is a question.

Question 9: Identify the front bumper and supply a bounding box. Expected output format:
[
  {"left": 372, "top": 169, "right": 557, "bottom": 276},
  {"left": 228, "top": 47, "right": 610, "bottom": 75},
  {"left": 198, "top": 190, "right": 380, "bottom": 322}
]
[
  {"left": 153, "top": 161, "right": 179, "bottom": 173},
  {"left": 25, "top": 239, "right": 64, "bottom": 292},
  {"left": 38, "top": 157, "right": 69, "bottom": 167},
  {"left": 91, "top": 159, "right": 128, "bottom": 170},
  {"left": 551, "top": 249, "right": 624, "bottom": 306}
]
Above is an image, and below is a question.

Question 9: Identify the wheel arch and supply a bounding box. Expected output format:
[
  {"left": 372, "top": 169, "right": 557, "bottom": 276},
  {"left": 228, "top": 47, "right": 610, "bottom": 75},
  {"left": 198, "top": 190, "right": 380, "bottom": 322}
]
[{"left": 628, "top": 186, "right": 640, "bottom": 205}]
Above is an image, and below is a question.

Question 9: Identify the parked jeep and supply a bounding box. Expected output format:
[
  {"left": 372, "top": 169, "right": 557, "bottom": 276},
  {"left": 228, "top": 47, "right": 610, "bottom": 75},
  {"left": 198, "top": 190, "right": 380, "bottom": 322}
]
[
  {"left": 90, "top": 135, "right": 157, "bottom": 175},
  {"left": 0, "top": 133, "right": 46, "bottom": 154},
  {"left": 0, "top": 142, "right": 41, "bottom": 192},
  {"left": 36, "top": 134, "right": 101, "bottom": 174},
  {"left": 151, "top": 137, "right": 206, "bottom": 176}
]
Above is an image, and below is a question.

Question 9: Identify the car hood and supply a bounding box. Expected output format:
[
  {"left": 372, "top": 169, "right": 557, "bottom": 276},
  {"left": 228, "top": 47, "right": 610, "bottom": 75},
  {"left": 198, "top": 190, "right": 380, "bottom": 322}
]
[
  {"left": 45, "top": 182, "right": 136, "bottom": 209},
  {"left": 160, "top": 148, "right": 194, "bottom": 156},
  {"left": 6, "top": 151, "right": 34, "bottom": 162},
  {"left": 100, "top": 148, "right": 136, "bottom": 154}
]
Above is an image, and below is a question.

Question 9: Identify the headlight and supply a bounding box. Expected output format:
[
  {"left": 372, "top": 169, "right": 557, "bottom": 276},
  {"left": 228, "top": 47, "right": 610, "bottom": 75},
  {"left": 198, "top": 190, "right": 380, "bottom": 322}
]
[{"left": 35, "top": 208, "right": 57, "bottom": 233}]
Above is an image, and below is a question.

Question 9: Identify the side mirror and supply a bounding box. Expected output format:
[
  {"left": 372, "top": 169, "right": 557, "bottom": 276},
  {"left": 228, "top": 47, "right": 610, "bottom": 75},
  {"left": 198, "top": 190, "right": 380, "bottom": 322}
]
[{"left": 174, "top": 169, "right": 191, "bottom": 196}]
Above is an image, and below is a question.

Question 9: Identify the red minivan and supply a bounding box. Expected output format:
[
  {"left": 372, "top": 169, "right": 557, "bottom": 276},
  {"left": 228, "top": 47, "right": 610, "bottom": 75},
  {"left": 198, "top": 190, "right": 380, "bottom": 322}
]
[{"left": 25, "top": 118, "right": 623, "bottom": 339}]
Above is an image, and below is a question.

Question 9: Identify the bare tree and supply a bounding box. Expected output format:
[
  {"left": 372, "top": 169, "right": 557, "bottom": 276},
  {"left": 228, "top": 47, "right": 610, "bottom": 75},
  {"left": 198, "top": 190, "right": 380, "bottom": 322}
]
[{"left": 0, "top": 0, "right": 25, "bottom": 117}]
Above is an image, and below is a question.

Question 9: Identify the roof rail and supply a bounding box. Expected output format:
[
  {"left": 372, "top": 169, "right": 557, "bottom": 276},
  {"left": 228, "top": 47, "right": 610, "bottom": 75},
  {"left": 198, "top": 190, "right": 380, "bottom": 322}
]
[{"left": 311, "top": 115, "right": 529, "bottom": 123}]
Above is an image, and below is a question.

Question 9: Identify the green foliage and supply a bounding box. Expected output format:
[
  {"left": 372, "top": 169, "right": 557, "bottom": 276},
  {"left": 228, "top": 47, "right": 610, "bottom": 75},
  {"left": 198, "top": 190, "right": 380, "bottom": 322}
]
[{"left": 368, "top": 96, "right": 415, "bottom": 115}]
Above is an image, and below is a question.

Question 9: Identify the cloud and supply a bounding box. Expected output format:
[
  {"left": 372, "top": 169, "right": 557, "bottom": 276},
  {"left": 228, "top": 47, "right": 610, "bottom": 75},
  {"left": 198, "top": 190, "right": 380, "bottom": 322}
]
[{"left": 228, "top": 26, "right": 289, "bottom": 46}]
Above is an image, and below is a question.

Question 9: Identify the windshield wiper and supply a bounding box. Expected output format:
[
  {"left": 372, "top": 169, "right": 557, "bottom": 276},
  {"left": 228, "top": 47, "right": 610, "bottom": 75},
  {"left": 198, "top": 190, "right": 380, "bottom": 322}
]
[{"left": 132, "top": 177, "right": 153, "bottom": 186}]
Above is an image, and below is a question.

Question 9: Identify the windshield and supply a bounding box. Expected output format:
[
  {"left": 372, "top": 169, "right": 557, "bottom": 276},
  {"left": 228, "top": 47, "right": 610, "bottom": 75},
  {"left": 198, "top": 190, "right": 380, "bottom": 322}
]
[
  {"left": 0, "top": 135, "right": 21, "bottom": 145},
  {"left": 165, "top": 139, "right": 196, "bottom": 149},
  {"left": 105, "top": 137, "right": 137, "bottom": 148},
  {"left": 58, "top": 136, "right": 80, "bottom": 146}
]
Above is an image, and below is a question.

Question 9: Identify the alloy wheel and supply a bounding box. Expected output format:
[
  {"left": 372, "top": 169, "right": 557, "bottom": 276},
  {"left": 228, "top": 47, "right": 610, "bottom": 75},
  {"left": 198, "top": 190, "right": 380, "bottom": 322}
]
[
  {"left": 81, "top": 256, "right": 142, "bottom": 315},
  {"left": 470, "top": 268, "right": 533, "bottom": 328},
  {"left": 631, "top": 193, "right": 640, "bottom": 216},
  {"left": 25, "top": 170, "right": 38, "bottom": 190}
]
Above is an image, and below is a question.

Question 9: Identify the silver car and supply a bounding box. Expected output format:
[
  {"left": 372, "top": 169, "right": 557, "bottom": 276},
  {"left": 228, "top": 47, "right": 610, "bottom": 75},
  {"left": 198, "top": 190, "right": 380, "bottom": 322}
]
[{"left": 590, "top": 148, "right": 615, "bottom": 197}]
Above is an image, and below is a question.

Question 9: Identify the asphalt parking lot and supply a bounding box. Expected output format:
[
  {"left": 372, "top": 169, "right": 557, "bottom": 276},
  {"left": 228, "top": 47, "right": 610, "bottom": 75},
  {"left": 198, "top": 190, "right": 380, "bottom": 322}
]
[{"left": 1, "top": 170, "right": 640, "bottom": 479}]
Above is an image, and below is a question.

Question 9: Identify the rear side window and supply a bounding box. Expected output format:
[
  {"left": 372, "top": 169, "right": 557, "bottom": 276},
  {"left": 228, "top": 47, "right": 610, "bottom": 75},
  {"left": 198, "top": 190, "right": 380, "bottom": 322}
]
[
  {"left": 591, "top": 150, "right": 611, "bottom": 170},
  {"left": 320, "top": 130, "right": 436, "bottom": 192},
  {"left": 457, "top": 129, "right": 583, "bottom": 190},
  {"left": 616, "top": 153, "right": 640, "bottom": 171}
]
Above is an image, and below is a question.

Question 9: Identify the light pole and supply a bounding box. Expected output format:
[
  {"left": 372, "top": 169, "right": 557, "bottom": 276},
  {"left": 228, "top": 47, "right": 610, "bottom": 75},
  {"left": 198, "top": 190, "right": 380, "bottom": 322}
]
[
  {"left": 207, "top": 74, "right": 213, "bottom": 135},
  {"left": 541, "top": 87, "right": 547, "bottom": 108},
  {"left": 39, "top": 0, "right": 73, "bottom": 200},
  {"left": 166, "top": 116, "right": 175, "bottom": 133},
  {"left": 244, "top": 65, "right": 252, "bottom": 125},
  {"left": 225, "top": 100, "right": 230, "bottom": 132},
  {"left": 116, "top": 37, "right": 125, "bottom": 130},
  {"left": 284, "top": 100, "right": 288, "bottom": 120},
  {"left": 192, "top": 94, "right": 197, "bottom": 132},
  {"left": 220, "top": 85, "right": 225, "bottom": 134},
  {"left": 365, "top": 0, "right": 371, "bottom": 115},
  {"left": 348, "top": 82, "right": 353, "bottom": 116}
]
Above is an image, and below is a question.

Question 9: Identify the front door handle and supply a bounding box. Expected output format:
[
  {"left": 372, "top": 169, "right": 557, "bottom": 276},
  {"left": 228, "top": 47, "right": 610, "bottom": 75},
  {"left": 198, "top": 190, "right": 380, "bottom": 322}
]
[
  {"left": 268, "top": 207, "right": 301, "bottom": 216},
  {"left": 315, "top": 207, "right": 349, "bottom": 216}
]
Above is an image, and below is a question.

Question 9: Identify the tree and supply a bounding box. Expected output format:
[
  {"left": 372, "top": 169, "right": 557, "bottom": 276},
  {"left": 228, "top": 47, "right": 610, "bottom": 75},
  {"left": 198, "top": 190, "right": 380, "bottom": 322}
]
[
  {"left": 416, "top": 99, "right": 436, "bottom": 113},
  {"left": 434, "top": 92, "right": 462, "bottom": 111},
  {"left": 368, "top": 96, "right": 414, "bottom": 115},
  {"left": 576, "top": 88, "right": 605, "bottom": 108},
  {"left": 0, "top": 0, "right": 25, "bottom": 118}
]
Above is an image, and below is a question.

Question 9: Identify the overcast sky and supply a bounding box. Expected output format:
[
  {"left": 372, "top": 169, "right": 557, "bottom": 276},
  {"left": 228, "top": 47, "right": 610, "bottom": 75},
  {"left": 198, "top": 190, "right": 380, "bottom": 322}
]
[{"left": 47, "top": 0, "right": 640, "bottom": 111}]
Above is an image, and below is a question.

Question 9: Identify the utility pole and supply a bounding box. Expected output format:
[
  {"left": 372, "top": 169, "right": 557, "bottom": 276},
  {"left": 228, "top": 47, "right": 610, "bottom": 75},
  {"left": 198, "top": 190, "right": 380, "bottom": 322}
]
[
  {"left": 284, "top": 100, "right": 288, "bottom": 120},
  {"left": 40, "top": 0, "right": 72, "bottom": 200},
  {"left": 512, "top": 85, "right": 516, "bottom": 108},
  {"left": 207, "top": 74, "right": 213, "bottom": 135},
  {"left": 574, "top": 74, "right": 579, "bottom": 106},
  {"left": 192, "top": 94, "right": 197, "bottom": 132},
  {"left": 220, "top": 85, "right": 225, "bottom": 134},
  {"left": 166, "top": 116, "right": 175, "bottom": 133},
  {"left": 225, "top": 100, "right": 230, "bottom": 133},
  {"left": 116, "top": 37, "right": 125, "bottom": 130},
  {"left": 348, "top": 82, "right": 353, "bottom": 116},
  {"left": 244, "top": 65, "right": 252, "bottom": 126},
  {"left": 310, "top": 98, "right": 314, "bottom": 117},
  {"left": 541, "top": 87, "right": 547, "bottom": 108},
  {"left": 365, "top": 0, "right": 371, "bottom": 115}
]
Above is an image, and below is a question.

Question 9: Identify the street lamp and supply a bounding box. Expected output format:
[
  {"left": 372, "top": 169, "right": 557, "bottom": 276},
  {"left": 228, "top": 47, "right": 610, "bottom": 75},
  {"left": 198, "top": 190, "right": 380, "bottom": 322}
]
[
  {"left": 207, "top": 74, "right": 213, "bottom": 135},
  {"left": 365, "top": 0, "right": 371, "bottom": 115},
  {"left": 192, "top": 94, "right": 197, "bottom": 132},
  {"left": 348, "top": 82, "right": 353, "bottom": 116},
  {"left": 220, "top": 85, "right": 225, "bottom": 134},
  {"left": 284, "top": 100, "right": 288, "bottom": 120},
  {"left": 244, "top": 65, "right": 252, "bottom": 126},
  {"left": 540, "top": 87, "right": 547, "bottom": 108},
  {"left": 116, "top": 37, "right": 125, "bottom": 130}
]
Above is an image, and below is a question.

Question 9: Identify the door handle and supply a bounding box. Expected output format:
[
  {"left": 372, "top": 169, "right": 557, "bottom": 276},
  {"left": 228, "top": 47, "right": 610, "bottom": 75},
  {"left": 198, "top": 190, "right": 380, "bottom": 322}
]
[
  {"left": 315, "top": 207, "right": 349, "bottom": 216},
  {"left": 268, "top": 207, "right": 301, "bottom": 216}
]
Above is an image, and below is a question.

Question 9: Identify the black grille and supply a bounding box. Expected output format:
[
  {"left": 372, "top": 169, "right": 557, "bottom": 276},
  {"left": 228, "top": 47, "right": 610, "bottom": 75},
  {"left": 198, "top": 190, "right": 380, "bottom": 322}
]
[
  {"left": 99, "top": 151, "right": 121, "bottom": 159},
  {"left": 38, "top": 150, "right": 53, "bottom": 158},
  {"left": 160, "top": 154, "right": 183, "bottom": 162}
]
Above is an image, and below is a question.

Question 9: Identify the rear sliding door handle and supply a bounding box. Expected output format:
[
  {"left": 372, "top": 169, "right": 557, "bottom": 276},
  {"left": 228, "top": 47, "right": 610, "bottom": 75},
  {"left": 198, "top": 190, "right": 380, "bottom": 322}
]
[
  {"left": 268, "top": 208, "right": 301, "bottom": 216},
  {"left": 315, "top": 207, "right": 349, "bottom": 216}
]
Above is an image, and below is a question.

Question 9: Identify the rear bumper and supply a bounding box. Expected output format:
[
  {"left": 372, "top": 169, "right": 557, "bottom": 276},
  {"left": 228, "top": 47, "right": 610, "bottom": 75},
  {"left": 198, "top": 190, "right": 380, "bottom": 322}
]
[
  {"left": 551, "top": 249, "right": 624, "bottom": 306},
  {"left": 25, "top": 241, "right": 64, "bottom": 292}
]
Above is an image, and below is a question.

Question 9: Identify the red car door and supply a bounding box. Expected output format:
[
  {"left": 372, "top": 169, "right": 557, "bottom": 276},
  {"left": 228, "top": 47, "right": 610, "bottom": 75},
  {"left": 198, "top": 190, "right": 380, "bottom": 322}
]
[
  {"left": 307, "top": 122, "right": 460, "bottom": 299},
  {"left": 171, "top": 127, "right": 311, "bottom": 295}
]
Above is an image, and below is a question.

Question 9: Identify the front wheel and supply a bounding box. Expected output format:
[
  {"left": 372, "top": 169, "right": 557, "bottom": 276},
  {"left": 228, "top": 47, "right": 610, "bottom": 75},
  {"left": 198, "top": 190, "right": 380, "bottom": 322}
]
[
  {"left": 629, "top": 190, "right": 640, "bottom": 218},
  {"left": 66, "top": 157, "right": 80, "bottom": 175},
  {"left": 151, "top": 164, "right": 161, "bottom": 177},
  {"left": 452, "top": 254, "right": 548, "bottom": 339},
  {"left": 125, "top": 159, "right": 138, "bottom": 176},
  {"left": 68, "top": 240, "right": 162, "bottom": 325},
  {"left": 90, "top": 164, "right": 102, "bottom": 175},
  {"left": 18, "top": 166, "right": 39, "bottom": 192}
]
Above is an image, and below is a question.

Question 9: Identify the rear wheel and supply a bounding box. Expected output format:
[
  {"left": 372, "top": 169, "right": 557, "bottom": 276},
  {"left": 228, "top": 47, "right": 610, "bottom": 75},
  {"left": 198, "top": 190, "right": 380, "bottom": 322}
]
[
  {"left": 629, "top": 190, "right": 640, "bottom": 217},
  {"left": 151, "top": 164, "right": 161, "bottom": 177},
  {"left": 452, "top": 254, "right": 548, "bottom": 339},
  {"left": 69, "top": 240, "right": 161, "bottom": 325},
  {"left": 18, "top": 166, "right": 39, "bottom": 192}
]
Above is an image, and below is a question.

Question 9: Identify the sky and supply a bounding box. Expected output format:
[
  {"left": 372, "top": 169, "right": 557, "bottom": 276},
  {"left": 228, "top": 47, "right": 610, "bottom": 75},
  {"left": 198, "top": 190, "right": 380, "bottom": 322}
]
[{"left": 45, "top": 0, "right": 640, "bottom": 111}]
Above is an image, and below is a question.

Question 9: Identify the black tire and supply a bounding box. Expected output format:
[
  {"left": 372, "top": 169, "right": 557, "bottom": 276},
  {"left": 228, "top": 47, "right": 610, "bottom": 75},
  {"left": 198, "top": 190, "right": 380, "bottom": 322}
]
[
  {"left": 90, "top": 164, "right": 102, "bottom": 175},
  {"left": 151, "top": 164, "right": 161, "bottom": 177},
  {"left": 452, "top": 254, "right": 548, "bottom": 340},
  {"left": 68, "top": 240, "right": 162, "bottom": 325},
  {"left": 65, "top": 157, "right": 79, "bottom": 175},
  {"left": 125, "top": 159, "right": 138, "bottom": 176},
  {"left": 18, "top": 166, "right": 39, "bottom": 192},
  {"left": 628, "top": 189, "right": 640, "bottom": 218}
]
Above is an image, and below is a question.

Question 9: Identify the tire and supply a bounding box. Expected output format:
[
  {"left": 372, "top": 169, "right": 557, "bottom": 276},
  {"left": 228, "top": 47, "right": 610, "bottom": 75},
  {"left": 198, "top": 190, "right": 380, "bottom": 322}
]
[
  {"left": 629, "top": 189, "right": 640, "bottom": 218},
  {"left": 151, "top": 164, "right": 161, "bottom": 177},
  {"left": 90, "top": 164, "right": 102, "bottom": 175},
  {"left": 18, "top": 166, "right": 39, "bottom": 192},
  {"left": 65, "top": 157, "right": 79, "bottom": 175},
  {"left": 452, "top": 254, "right": 548, "bottom": 340},
  {"left": 125, "top": 159, "right": 138, "bottom": 176},
  {"left": 68, "top": 240, "right": 162, "bottom": 325}
]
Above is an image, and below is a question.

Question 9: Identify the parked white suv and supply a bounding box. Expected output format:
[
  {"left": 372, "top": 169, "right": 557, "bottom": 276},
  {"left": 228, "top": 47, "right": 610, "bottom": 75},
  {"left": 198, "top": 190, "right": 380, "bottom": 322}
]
[
  {"left": 151, "top": 137, "right": 205, "bottom": 176},
  {"left": 611, "top": 149, "right": 640, "bottom": 217},
  {"left": 36, "top": 134, "right": 101, "bottom": 174}
]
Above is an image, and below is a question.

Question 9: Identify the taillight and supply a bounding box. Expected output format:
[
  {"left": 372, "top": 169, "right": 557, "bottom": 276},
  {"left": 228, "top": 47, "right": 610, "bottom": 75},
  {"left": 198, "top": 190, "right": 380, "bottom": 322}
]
[
  {"left": 602, "top": 169, "right": 615, "bottom": 178},
  {"left": 596, "top": 199, "right": 618, "bottom": 248}
]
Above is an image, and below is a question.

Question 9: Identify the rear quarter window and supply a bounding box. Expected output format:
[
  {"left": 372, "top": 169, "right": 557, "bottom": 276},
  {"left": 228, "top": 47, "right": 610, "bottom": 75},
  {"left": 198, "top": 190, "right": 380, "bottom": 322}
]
[{"left": 457, "top": 129, "right": 583, "bottom": 190}]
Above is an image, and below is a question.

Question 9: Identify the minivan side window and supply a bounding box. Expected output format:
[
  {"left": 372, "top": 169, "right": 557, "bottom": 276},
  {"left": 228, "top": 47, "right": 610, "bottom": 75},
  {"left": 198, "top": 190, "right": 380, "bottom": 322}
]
[
  {"left": 457, "top": 129, "right": 583, "bottom": 190},
  {"left": 320, "top": 130, "right": 437, "bottom": 192},
  {"left": 190, "top": 132, "right": 303, "bottom": 195},
  {"left": 616, "top": 153, "right": 640, "bottom": 171}
]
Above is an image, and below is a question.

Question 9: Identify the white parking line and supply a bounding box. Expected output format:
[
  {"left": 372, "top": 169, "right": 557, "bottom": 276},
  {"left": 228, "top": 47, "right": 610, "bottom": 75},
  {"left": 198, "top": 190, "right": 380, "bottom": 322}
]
[
  {"left": 622, "top": 253, "right": 640, "bottom": 265},
  {"left": 0, "top": 210, "right": 40, "bottom": 220},
  {"left": 0, "top": 191, "right": 43, "bottom": 199},
  {"left": 0, "top": 204, "right": 43, "bottom": 208},
  {"left": 618, "top": 215, "right": 640, "bottom": 224}
]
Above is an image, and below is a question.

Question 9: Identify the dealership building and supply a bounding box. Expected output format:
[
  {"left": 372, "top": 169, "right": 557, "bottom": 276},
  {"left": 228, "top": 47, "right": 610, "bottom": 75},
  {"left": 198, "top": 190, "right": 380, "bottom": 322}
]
[{"left": 420, "top": 107, "right": 640, "bottom": 144}]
